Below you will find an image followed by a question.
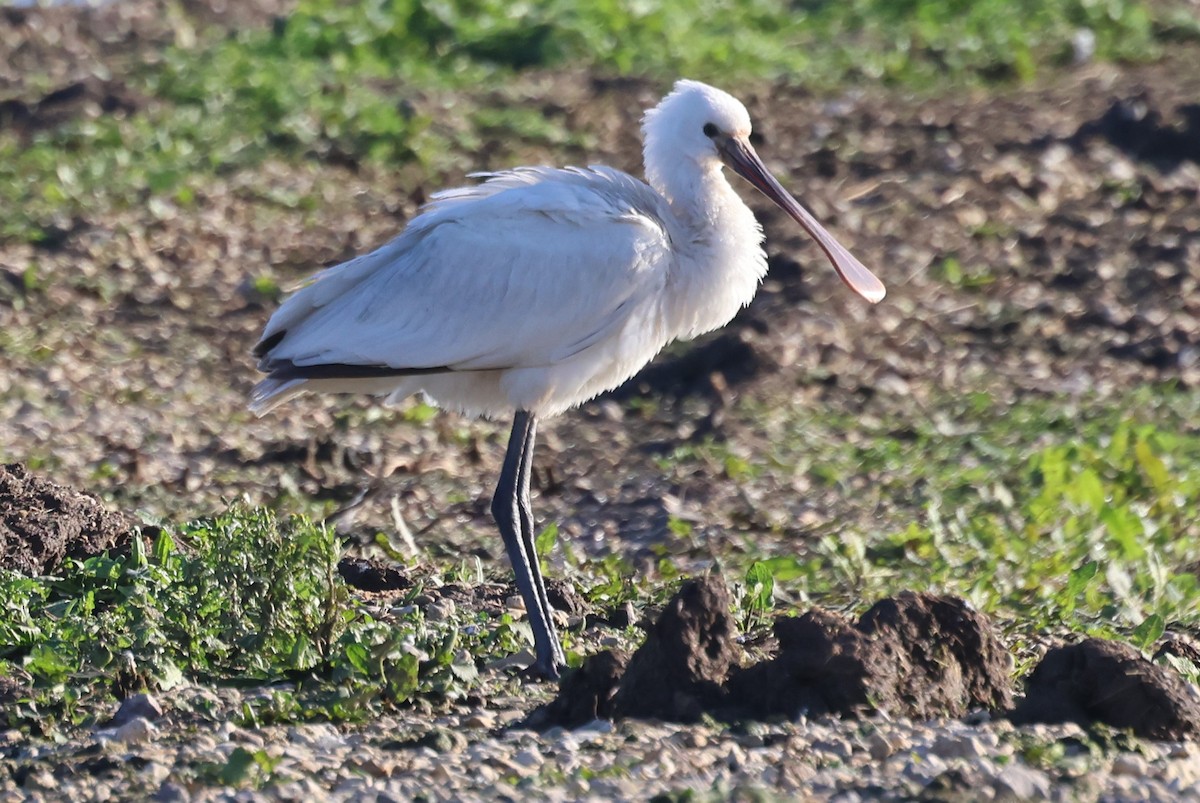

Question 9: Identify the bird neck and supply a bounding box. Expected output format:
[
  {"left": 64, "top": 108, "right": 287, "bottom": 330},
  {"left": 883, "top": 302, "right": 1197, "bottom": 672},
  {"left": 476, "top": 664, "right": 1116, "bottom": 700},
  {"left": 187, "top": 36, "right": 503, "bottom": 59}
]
[
  {"left": 648, "top": 161, "right": 767, "bottom": 341},
  {"left": 647, "top": 157, "right": 755, "bottom": 240}
]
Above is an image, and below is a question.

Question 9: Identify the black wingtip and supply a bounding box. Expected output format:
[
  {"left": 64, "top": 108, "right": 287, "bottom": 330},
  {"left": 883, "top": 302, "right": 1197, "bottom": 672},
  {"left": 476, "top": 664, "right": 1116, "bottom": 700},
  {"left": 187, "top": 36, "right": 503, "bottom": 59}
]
[
  {"left": 260, "top": 360, "right": 454, "bottom": 382},
  {"left": 253, "top": 330, "right": 287, "bottom": 359}
]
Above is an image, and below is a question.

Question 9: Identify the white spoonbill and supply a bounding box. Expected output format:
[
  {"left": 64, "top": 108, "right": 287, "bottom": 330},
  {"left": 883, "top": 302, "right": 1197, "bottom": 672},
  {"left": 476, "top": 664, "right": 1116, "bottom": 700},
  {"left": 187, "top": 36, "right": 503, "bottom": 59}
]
[{"left": 251, "top": 80, "right": 885, "bottom": 679}]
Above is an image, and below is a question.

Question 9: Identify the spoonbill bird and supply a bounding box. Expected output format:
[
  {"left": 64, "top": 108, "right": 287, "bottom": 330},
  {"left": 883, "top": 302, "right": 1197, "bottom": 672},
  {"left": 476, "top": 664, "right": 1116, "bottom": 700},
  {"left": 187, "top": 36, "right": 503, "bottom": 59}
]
[{"left": 251, "top": 80, "right": 885, "bottom": 679}]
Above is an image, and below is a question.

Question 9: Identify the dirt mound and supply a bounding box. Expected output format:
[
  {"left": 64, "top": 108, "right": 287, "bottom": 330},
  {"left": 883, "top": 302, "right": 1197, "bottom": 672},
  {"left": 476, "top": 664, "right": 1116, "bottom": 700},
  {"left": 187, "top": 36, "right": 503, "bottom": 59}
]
[
  {"left": 728, "top": 592, "right": 1013, "bottom": 720},
  {"left": 537, "top": 581, "right": 1200, "bottom": 732},
  {"left": 1073, "top": 97, "right": 1200, "bottom": 170},
  {"left": 610, "top": 576, "right": 739, "bottom": 721},
  {"left": 531, "top": 576, "right": 737, "bottom": 727},
  {"left": 0, "top": 463, "right": 135, "bottom": 576},
  {"left": 533, "top": 579, "right": 1013, "bottom": 727},
  {"left": 1009, "top": 638, "right": 1200, "bottom": 740},
  {"left": 338, "top": 557, "right": 413, "bottom": 592},
  {"left": 540, "top": 648, "right": 629, "bottom": 726}
]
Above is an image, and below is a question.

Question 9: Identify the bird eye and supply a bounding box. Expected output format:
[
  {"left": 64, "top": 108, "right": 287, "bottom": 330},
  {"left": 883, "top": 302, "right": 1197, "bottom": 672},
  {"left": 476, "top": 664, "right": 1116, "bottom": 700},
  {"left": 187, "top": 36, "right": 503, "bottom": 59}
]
[{"left": 703, "top": 122, "right": 719, "bottom": 138}]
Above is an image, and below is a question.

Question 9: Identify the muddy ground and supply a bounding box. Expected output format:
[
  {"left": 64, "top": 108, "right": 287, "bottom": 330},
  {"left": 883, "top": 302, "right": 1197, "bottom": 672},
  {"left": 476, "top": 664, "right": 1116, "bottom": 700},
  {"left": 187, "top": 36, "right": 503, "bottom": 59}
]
[
  {"left": 532, "top": 576, "right": 1200, "bottom": 741},
  {"left": 2, "top": 1, "right": 1200, "bottom": 799},
  {"left": 1, "top": 15, "right": 1198, "bottom": 569}
]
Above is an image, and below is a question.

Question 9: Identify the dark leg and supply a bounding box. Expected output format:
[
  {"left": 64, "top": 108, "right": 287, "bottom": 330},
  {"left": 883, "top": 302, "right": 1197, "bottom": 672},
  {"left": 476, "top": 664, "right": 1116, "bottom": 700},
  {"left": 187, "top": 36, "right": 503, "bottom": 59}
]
[
  {"left": 513, "top": 413, "right": 567, "bottom": 670},
  {"left": 491, "top": 410, "right": 564, "bottom": 679}
]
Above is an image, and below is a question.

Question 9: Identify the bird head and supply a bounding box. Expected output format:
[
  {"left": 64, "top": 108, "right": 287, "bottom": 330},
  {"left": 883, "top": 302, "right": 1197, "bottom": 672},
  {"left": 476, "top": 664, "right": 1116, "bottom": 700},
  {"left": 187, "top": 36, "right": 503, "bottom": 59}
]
[
  {"left": 642, "top": 79, "right": 754, "bottom": 170},
  {"left": 643, "top": 80, "right": 886, "bottom": 304}
]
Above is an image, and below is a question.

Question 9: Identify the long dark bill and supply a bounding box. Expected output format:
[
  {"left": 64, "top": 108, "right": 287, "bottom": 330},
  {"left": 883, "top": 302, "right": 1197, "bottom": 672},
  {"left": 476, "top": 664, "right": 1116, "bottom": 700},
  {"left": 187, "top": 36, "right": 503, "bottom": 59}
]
[{"left": 721, "top": 135, "right": 886, "bottom": 303}]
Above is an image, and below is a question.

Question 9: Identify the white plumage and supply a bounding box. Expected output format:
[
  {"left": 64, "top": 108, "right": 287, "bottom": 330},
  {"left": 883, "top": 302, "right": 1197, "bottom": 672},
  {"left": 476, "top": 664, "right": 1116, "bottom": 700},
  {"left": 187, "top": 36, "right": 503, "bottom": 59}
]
[
  {"left": 253, "top": 167, "right": 679, "bottom": 417},
  {"left": 252, "top": 79, "right": 884, "bottom": 679}
]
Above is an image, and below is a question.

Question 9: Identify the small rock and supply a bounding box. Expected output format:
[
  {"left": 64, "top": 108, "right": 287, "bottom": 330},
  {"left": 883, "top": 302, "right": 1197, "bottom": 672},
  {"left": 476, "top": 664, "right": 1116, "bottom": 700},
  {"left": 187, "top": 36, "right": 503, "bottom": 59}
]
[
  {"left": 413, "top": 728, "right": 468, "bottom": 753},
  {"left": 1140, "top": 743, "right": 1165, "bottom": 762},
  {"left": 993, "top": 765, "right": 1051, "bottom": 801},
  {"left": 153, "top": 782, "right": 189, "bottom": 803},
  {"left": 474, "top": 764, "right": 500, "bottom": 784},
  {"left": 555, "top": 731, "right": 581, "bottom": 753},
  {"left": 98, "top": 716, "right": 157, "bottom": 744},
  {"left": 465, "top": 712, "right": 496, "bottom": 729},
  {"left": 353, "top": 757, "right": 395, "bottom": 778},
  {"left": 1112, "top": 752, "right": 1149, "bottom": 776},
  {"left": 923, "top": 767, "right": 982, "bottom": 800},
  {"left": 737, "top": 731, "right": 764, "bottom": 748},
  {"left": 723, "top": 744, "right": 745, "bottom": 771},
  {"left": 141, "top": 761, "right": 171, "bottom": 787},
  {"left": 188, "top": 733, "right": 219, "bottom": 752},
  {"left": 574, "top": 719, "right": 615, "bottom": 736},
  {"left": 931, "top": 733, "right": 987, "bottom": 760},
  {"left": 966, "top": 756, "right": 1000, "bottom": 779},
  {"left": 113, "top": 693, "right": 163, "bottom": 726},
  {"left": 738, "top": 722, "right": 771, "bottom": 746},
  {"left": 868, "top": 732, "right": 898, "bottom": 761},
  {"left": 23, "top": 768, "right": 57, "bottom": 791},
  {"left": 228, "top": 726, "right": 265, "bottom": 747},
  {"left": 975, "top": 731, "right": 1002, "bottom": 750},
  {"left": 513, "top": 747, "right": 543, "bottom": 768},
  {"left": 495, "top": 708, "right": 525, "bottom": 727},
  {"left": 1168, "top": 743, "right": 1194, "bottom": 759},
  {"left": 295, "top": 722, "right": 345, "bottom": 751},
  {"left": 497, "top": 757, "right": 538, "bottom": 778},
  {"left": 1166, "top": 754, "right": 1200, "bottom": 787},
  {"left": 509, "top": 727, "right": 540, "bottom": 746},
  {"left": 812, "top": 737, "right": 854, "bottom": 762},
  {"left": 484, "top": 649, "right": 535, "bottom": 674},
  {"left": 425, "top": 598, "right": 456, "bottom": 623},
  {"left": 903, "top": 753, "right": 948, "bottom": 782}
]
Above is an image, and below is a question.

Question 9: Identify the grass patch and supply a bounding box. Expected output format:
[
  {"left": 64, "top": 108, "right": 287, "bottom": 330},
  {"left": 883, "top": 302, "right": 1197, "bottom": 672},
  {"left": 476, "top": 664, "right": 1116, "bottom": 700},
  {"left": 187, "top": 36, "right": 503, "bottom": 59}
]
[
  {"left": 0, "top": 508, "right": 509, "bottom": 734},
  {"left": 661, "top": 386, "right": 1200, "bottom": 664}
]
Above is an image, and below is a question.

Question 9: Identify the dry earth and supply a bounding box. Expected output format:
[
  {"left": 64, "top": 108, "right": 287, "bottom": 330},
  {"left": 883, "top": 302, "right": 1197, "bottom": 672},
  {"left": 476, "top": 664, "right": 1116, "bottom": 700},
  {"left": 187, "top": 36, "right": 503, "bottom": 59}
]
[{"left": 2, "top": 1, "right": 1200, "bottom": 800}]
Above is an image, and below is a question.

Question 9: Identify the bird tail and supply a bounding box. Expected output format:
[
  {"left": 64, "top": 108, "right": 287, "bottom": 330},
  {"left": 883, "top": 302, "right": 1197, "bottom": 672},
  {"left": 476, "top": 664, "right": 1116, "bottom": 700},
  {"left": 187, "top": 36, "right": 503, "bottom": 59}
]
[{"left": 249, "top": 377, "right": 308, "bottom": 416}]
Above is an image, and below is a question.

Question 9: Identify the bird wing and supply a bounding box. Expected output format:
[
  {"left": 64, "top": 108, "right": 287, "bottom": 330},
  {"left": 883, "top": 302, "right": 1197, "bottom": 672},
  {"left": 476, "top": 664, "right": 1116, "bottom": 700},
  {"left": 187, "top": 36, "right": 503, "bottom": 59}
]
[{"left": 256, "top": 167, "right": 676, "bottom": 375}]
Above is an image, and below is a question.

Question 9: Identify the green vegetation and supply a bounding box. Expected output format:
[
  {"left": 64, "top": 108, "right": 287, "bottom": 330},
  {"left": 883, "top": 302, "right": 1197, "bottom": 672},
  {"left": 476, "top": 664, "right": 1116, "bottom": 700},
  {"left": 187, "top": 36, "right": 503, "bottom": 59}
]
[
  {"left": 3, "top": 388, "right": 1196, "bottom": 730},
  {"left": 0, "top": 508, "right": 510, "bottom": 733},
  {"left": 168, "top": 0, "right": 1167, "bottom": 90},
  {"left": 2, "top": 0, "right": 1190, "bottom": 242},
  {"left": 710, "top": 386, "right": 1200, "bottom": 667}
]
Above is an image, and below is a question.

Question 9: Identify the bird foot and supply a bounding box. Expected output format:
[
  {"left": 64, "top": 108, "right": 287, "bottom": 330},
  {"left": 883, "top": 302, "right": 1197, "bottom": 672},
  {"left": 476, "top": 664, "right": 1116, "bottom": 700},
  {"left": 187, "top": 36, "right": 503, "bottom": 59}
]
[{"left": 522, "top": 648, "right": 566, "bottom": 682}]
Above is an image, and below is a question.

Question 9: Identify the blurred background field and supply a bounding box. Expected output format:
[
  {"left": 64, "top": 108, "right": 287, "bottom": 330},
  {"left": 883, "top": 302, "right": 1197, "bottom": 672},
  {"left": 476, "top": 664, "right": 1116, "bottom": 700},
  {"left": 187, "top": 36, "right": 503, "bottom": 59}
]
[{"left": 3, "top": 0, "right": 1197, "bottom": 243}]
